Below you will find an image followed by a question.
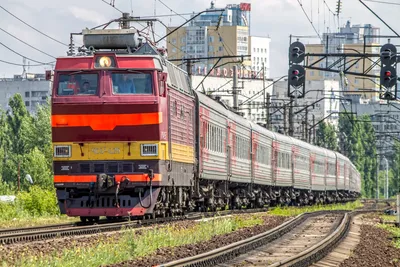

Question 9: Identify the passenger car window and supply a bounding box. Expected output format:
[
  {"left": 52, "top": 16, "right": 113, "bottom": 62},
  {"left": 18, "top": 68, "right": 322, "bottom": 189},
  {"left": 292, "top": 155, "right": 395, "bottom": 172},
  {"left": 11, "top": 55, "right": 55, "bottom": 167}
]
[
  {"left": 111, "top": 73, "right": 153, "bottom": 94},
  {"left": 57, "top": 73, "right": 98, "bottom": 96}
]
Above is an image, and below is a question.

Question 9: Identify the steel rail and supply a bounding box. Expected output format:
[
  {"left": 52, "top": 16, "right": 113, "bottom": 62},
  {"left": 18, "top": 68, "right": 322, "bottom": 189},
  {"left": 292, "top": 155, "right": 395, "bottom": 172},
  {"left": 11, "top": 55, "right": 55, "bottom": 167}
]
[
  {"left": 0, "top": 208, "right": 269, "bottom": 245},
  {"left": 157, "top": 209, "right": 381, "bottom": 267}
]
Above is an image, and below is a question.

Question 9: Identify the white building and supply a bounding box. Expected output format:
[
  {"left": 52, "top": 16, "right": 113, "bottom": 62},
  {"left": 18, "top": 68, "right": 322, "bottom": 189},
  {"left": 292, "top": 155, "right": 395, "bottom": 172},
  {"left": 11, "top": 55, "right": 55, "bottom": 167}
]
[
  {"left": 191, "top": 75, "right": 273, "bottom": 125},
  {"left": 249, "top": 36, "right": 271, "bottom": 78},
  {"left": 0, "top": 73, "right": 51, "bottom": 113},
  {"left": 271, "top": 80, "right": 341, "bottom": 140}
]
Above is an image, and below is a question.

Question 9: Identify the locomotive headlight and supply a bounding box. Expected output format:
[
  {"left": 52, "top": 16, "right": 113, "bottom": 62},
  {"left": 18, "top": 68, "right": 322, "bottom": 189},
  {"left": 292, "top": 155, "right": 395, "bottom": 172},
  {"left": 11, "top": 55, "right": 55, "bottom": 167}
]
[
  {"left": 95, "top": 56, "right": 116, "bottom": 68},
  {"left": 99, "top": 56, "right": 112, "bottom": 67},
  {"left": 54, "top": 145, "right": 71, "bottom": 158}
]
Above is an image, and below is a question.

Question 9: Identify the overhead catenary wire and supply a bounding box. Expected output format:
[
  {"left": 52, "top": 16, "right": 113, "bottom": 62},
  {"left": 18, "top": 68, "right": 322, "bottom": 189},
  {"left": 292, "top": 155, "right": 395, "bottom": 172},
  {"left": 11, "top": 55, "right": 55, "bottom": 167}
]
[
  {"left": 157, "top": 0, "right": 188, "bottom": 21},
  {"left": 0, "top": 59, "right": 54, "bottom": 66},
  {"left": 100, "top": 0, "right": 123, "bottom": 13},
  {"left": 0, "top": 5, "right": 68, "bottom": 47},
  {"left": 0, "top": 27, "right": 56, "bottom": 59},
  {"left": 296, "top": 0, "right": 322, "bottom": 41},
  {"left": 363, "top": 0, "right": 400, "bottom": 5},
  {"left": 0, "top": 41, "right": 54, "bottom": 65}
]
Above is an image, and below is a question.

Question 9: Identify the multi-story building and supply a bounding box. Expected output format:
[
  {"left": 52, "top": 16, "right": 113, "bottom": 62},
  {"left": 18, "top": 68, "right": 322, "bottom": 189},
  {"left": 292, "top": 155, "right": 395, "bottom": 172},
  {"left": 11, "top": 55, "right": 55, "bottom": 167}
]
[
  {"left": 191, "top": 75, "right": 273, "bottom": 125},
  {"left": 0, "top": 73, "right": 51, "bottom": 113},
  {"left": 271, "top": 80, "right": 341, "bottom": 140},
  {"left": 249, "top": 36, "right": 271, "bottom": 78},
  {"left": 306, "top": 21, "right": 381, "bottom": 102},
  {"left": 166, "top": 2, "right": 270, "bottom": 79}
]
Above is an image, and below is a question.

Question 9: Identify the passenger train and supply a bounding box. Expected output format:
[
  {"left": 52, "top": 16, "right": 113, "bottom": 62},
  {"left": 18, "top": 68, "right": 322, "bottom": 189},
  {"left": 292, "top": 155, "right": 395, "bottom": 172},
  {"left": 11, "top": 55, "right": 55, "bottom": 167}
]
[{"left": 50, "top": 28, "right": 361, "bottom": 222}]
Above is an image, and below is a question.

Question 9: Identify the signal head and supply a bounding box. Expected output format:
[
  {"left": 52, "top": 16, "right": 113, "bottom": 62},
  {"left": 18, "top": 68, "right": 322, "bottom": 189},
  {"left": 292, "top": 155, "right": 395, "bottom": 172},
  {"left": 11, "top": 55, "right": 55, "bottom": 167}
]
[
  {"left": 380, "top": 43, "right": 397, "bottom": 66},
  {"left": 288, "top": 65, "right": 305, "bottom": 87},
  {"left": 289, "top": 41, "right": 305, "bottom": 64},
  {"left": 380, "top": 65, "right": 397, "bottom": 88}
]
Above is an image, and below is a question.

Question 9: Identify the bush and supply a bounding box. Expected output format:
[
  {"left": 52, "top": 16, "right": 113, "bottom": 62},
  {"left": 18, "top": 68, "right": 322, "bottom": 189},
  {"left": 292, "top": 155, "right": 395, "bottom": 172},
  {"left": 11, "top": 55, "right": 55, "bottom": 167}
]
[
  {"left": 0, "top": 186, "right": 59, "bottom": 221},
  {"left": 17, "top": 186, "right": 59, "bottom": 216}
]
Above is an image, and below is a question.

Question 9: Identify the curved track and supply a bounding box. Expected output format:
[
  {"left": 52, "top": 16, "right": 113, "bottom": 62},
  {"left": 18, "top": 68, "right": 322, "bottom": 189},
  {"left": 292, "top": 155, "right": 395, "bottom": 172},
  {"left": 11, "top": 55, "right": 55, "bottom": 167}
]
[
  {"left": 157, "top": 209, "right": 380, "bottom": 267},
  {"left": 0, "top": 208, "right": 268, "bottom": 245}
]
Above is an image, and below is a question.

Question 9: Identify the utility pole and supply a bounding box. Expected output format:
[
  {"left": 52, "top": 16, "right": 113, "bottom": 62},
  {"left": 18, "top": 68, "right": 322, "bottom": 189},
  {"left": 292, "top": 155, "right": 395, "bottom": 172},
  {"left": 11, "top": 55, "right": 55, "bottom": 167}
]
[
  {"left": 289, "top": 103, "right": 294, "bottom": 136},
  {"left": 186, "top": 59, "right": 192, "bottom": 84},
  {"left": 376, "top": 154, "right": 380, "bottom": 199},
  {"left": 305, "top": 108, "right": 309, "bottom": 142},
  {"left": 383, "top": 156, "right": 389, "bottom": 198},
  {"left": 312, "top": 114, "right": 316, "bottom": 144},
  {"left": 283, "top": 106, "right": 288, "bottom": 135},
  {"left": 266, "top": 93, "right": 271, "bottom": 130},
  {"left": 233, "top": 65, "right": 238, "bottom": 112}
]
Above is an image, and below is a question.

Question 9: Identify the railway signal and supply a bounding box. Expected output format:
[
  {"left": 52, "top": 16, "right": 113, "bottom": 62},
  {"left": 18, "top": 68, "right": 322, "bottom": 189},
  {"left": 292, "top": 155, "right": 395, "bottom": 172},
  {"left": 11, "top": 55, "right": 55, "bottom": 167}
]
[
  {"left": 288, "top": 41, "right": 306, "bottom": 98},
  {"left": 379, "top": 43, "right": 398, "bottom": 100}
]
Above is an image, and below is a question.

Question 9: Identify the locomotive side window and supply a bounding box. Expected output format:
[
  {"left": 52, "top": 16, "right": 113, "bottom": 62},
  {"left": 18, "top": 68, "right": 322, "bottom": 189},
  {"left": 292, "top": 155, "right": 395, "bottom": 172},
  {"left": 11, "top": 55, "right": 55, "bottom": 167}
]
[
  {"left": 57, "top": 73, "right": 98, "bottom": 96},
  {"left": 111, "top": 73, "right": 153, "bottom": 94}
]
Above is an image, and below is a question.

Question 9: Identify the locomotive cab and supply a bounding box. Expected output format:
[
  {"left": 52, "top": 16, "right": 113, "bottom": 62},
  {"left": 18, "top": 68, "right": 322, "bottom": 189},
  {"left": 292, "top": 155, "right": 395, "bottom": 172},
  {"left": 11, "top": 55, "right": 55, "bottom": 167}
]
[{"left": 51, "top": 30, "right": 172, "bottom": 221}]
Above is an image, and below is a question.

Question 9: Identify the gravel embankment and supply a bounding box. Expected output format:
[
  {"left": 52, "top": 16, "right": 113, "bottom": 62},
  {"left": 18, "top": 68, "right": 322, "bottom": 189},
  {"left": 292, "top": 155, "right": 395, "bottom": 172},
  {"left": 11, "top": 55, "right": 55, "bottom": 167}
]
[{"left": 107, "top": 215, "right": 289, "bottom": 267}]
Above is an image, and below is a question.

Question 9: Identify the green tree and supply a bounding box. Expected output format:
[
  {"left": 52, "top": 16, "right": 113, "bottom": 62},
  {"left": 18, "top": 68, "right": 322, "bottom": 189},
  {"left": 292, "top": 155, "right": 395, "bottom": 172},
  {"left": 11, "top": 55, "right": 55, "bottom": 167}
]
[
  {"left": 390, "top": 140, "right": 400, "bottom": 196},
  {"left": 316, "top": 122, "right": 338, "bottom": 151},
  {"left": 32, "top": 102, "right": 52, "bottom": 168},
  {"left": 338, "top": 113, "right": 377, "bottom": 198},
  {"left": 6, "top": 94, "right": 35, "bottom": 155},
  {"left": 21, "top": 148, "right": 52, "bottom": 190}
]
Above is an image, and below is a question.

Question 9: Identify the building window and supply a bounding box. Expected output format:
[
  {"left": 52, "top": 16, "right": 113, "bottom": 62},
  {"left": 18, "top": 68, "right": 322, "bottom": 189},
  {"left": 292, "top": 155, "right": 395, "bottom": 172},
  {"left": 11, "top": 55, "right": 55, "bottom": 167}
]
[
  {"left": 219, "top": 46, "right": 222, "bottom": 51},
  {"left": 209, "top": 36, "right": 214, "bottom": 43},
  {"left": 172, "top": 38, "right": 176, "bottom": 44},
  {"left": 181, "top": 37, "right": 186, "bottom": 43},
  {"left": 25, "top": 92, "right": 30, "bottom": 97},
  {"left": 25, "top": 101, "right": 30, "bottom": 107},
  {"left": 32, "top": 91, "right": 48, "bottom": 97},
  {"left": 253, "top": 48, "right": 256, "bottom": 52},
  {"left": 257, "top": 48, "right": 259, "bottom": 52},
  {"left": 172, "top": 48, "right": 177, "bottom": 53}
]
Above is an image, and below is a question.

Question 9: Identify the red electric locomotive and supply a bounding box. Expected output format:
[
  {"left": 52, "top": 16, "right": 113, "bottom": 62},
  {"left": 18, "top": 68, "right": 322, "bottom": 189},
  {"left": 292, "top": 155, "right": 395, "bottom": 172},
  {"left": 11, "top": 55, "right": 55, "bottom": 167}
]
[{"left": 51, "top": 28, "right": 196, "bottom": 221}]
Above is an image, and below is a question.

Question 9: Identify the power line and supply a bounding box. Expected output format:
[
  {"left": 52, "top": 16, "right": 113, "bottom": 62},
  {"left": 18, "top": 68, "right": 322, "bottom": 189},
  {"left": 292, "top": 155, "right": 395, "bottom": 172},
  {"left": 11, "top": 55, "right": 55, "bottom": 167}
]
[
  {"left": 100, "top": 0, "right": 123, "bottom": 13},
  {"left": 0, "top": 27, "right": 56, "bottom": 59},
  {"left": 0, "top": 5, "right": 68, "bottom": 47},
  {"left": 0, "top": 41, "right": 53, "bottom": 65},
  {"left": 140, "top": 12, "right": 195, "bottom": 18},
  {"left": 0, "top": 59, "right": 54, "bottom": 66},
  {"left": 363, "top": 0, "right": 400, "bottom": 5},
  {"left": 296, "top": 0, "right": 322, "bottom": 41},
  {"left": 157, "top": 0, "right": 187, "bottom": 21}
]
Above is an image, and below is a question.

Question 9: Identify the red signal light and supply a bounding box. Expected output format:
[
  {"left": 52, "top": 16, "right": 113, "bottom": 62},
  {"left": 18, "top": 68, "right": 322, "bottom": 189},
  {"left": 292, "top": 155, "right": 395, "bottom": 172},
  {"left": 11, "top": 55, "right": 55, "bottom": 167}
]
[
  {"left": 385, "top": 71, "right": 391, "bottom": 77},
  {"left": 292, "top": 70, "right": 300, "bottom": 75}
]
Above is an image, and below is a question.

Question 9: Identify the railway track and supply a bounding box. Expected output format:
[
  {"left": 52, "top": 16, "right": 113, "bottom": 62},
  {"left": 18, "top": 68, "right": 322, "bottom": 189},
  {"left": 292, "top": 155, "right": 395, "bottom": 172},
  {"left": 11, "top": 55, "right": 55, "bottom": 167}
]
[
  {"left": 157, "top": 209, "right": 380, "bottom": 267},
  {"left": 0, "top": 208, "right": 268, "bottom": 245}
]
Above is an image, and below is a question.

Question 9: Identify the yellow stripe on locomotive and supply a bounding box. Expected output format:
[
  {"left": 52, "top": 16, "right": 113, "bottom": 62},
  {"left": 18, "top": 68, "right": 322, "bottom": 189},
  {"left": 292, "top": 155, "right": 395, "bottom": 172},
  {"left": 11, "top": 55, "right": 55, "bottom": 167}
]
[{"left": 53, "top": 141, "right": 195, "bottom": 163}]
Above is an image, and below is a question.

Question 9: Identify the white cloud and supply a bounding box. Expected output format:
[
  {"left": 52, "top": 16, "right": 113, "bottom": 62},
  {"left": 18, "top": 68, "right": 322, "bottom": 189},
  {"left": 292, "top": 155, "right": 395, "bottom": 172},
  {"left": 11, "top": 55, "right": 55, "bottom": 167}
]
[{"left": 68, "top": 6, "right": 108, "bottom": 25}]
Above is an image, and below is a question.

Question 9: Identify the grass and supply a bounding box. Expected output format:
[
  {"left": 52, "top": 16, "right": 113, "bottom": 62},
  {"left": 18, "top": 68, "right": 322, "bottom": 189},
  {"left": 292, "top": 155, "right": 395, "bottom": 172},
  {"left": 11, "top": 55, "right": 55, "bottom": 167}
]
[
  {"left": 377, "top": 223, "right": 400, "bottom": 248},
  {"left": 380, "top": 214, "right": 398, "bottom": 223},
  {"left": 14, "top": 215, "right": 264, "bottom": 267},
  {"left": 268, "top": 200, "right": 363, "bottom": 217},
  {"left": 0, "top": 215, "right": 78, "bottom": 229}
]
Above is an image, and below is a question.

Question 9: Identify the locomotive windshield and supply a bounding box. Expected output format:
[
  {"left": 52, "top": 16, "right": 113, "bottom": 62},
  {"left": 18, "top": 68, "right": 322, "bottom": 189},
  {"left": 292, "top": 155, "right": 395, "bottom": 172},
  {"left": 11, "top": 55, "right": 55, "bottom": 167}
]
[
  {"left": 57, "top": 73, "right": 98, "bottom": 96},
  {"left": 111, "top": 72, "right": 153, "bottom": 94}
]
